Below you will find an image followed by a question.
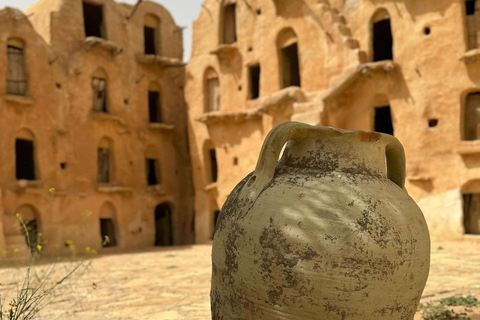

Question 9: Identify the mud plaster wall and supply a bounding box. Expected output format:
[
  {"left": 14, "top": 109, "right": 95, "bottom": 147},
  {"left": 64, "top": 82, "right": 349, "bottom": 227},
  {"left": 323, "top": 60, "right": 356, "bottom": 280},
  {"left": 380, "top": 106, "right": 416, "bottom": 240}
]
[
  {"left": 0, "top": 0, "right": 193, "bottom": 257},
  {"left": 187, "top": 0, "right": 480, "bottom": 242}
]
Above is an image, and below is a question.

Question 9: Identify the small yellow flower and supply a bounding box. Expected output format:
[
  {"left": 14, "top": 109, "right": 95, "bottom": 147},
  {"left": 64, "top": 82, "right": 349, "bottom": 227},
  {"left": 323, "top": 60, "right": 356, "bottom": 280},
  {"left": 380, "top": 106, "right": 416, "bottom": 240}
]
[
  {"left": 13, "top": 248, "right": 19, "bottom": 253},
  {"left": 81, "top": 209, "right": 93, "bottom": 217},
  {"left": 36, "top": 244, "right": 42, "bottom": 251},
  {"left": 65, "top": 239, "right": 73, "bottom": 246},
  {"left": 102, "top": 235, "right": 110, "bottom": 246},
  {"left": 85, "top": 246, "right": 91, "bottom": 252},
  {"left": 48, "top": 188, "right": 55, "bottom": 195},
  {"left": 15, "top": 213, "right": 21, "bottom": 219},
  {"left": 91, "top": 249, "right": 98, "bottom": 255}
]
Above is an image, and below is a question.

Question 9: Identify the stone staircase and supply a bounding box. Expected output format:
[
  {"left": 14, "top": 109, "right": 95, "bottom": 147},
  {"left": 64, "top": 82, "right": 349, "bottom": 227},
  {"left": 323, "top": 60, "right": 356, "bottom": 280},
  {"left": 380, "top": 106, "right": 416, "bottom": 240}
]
[{"left": 312, "top": 0, "right": 367, "bottom": 65}]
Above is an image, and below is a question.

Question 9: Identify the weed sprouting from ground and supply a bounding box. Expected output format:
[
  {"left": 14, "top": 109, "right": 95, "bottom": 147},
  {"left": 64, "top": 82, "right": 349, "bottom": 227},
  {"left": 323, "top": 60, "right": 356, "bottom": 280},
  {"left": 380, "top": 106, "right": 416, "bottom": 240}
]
[
  {"left": 0, "top": 213, "right": 91, "bottom": 320},
  {"left": 420, "top": 295, "right": 479, "bottom": 320}
]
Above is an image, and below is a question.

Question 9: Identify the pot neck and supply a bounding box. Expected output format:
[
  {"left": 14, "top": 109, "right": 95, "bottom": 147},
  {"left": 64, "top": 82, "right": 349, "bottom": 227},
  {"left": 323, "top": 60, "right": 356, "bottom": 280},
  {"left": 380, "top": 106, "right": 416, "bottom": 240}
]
[{"left": 279, "top": 132, "right": 388, "bottom": 179}]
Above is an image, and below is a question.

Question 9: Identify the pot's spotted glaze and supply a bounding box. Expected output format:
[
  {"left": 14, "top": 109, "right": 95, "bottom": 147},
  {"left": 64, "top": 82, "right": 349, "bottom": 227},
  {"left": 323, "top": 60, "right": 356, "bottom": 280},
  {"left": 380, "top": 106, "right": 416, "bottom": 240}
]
[{"left": 211, "top": 122, "right": 430, "bottom": 320}]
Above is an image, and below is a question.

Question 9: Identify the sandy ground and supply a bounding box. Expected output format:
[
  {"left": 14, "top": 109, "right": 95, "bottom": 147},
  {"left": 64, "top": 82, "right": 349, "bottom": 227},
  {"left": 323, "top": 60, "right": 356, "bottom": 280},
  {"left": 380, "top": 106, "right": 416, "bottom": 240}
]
[{"left": 0, "top": 241, "right": 478, "bottom": 320}]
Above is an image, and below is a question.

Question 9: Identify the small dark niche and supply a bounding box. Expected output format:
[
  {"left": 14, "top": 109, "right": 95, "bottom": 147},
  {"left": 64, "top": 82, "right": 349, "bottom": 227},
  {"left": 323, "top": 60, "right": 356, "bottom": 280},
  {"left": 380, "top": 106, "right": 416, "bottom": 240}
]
[
  {"left": 428, "top": 119, "right": 439, "bottom": 128},
  {"left": 60, "top": 162, "right": 67, "bottom": 170},
  {"left": 56, "top": 83, "right": 62, "bottom": 89},
  {"left": 424, "top": 27, "right": 431, "bottom": 35}
]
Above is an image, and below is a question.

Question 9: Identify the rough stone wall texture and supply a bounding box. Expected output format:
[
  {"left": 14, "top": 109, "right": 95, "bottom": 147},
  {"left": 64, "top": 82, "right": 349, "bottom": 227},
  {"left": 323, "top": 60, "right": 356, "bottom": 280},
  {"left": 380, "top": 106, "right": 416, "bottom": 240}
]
[
  {"left": 0, "top": 0, "right": 194, "bottom": 257},
  {"left": 186, "top": 0, "right": 478, "bottom": 242}
]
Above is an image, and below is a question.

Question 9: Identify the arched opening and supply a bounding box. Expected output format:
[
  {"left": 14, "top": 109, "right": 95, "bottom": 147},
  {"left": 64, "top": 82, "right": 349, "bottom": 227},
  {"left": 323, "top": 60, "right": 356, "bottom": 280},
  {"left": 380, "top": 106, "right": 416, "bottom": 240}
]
[
  {"left": 204, "top": 140, "right": 218, "bottom": 183},
  {"left": 463, "top": 193, "right": 480, "bottom": 234},
  {"left": 16, "top": 129, "right": 36, "bottom": 181},
  {"left": 7, "top": 38, "right": 27, "bottom": 96},
  {"left": 372, "top": 9, "right": 393, "bottom": 62},
  {"left": 92, "top": 68, "right": 108, "bottom": 113},
  {"left": 221, "top": 2, "right": 237, "bottom": 44},
  {"left": 277, "top": 28, "right": 301, "bottom": 89},
  {"left": 148, "top": 82, "right": 162, "bottom": 123},
  {"left": 82, "top": 1, "right": 106, "bottom": 39},
  {"left": 204, "top": 68, "right": 221, "bottom": 113},
  {"left": 154, "top": 203, "right": 173, "bottom": 246},
  {"left": 16, "top": 204, "right": 40, "bottom": 254},
  {"left": 98, "top": 137, "right": 114, "bottom": 183},
  {"left": 144, "top": 14, "right": 161, "bottom": 55},
  {"left": 99, "top": 202, "right": 118, "bottom": 247},
  {"left": 463, "top": 92, "right": 480, "bottom": 140},
  {"left": 145, "top": 145, "right": 161, "bottom": 186},
  {"left": 466, "top": 0, "right": 479, "bottom": 50}
]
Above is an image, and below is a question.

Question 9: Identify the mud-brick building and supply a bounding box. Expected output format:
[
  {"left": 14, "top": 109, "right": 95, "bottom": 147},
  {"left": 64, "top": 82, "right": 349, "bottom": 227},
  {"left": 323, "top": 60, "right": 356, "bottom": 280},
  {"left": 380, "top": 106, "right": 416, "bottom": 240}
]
[
  {"left": 186, "top": 0, "right": 480, "bottom": 242},
  {"left": 0, "top": 0, "right": 193, "bottom": 257}
]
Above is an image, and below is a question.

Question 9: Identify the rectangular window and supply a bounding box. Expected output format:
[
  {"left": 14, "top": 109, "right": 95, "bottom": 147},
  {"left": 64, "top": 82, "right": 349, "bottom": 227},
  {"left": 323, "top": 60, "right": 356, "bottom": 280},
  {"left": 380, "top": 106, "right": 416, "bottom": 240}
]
[
  {"left": 98, "top": 148, "right": 110, "bottom": 183},
  {"left": 144, "top": 26, "right": 156, "bottom": 55},
  {"left": 7, "top": 46, "right": 27, "bottom": 96},
  {"left": 464, "top": 92, "right": 480, "bottom": 140},
  {"left": 145, "top": 158, "right": 159, "bottom": 186},
  {"left": 92, "top": 77, "right": 107, "bottom": 112},
  {"left": 209, "top": 149, "right": 218, "bottom": 183},
  {"left": 222, "top": 4, "right": 237, "bottom": 44},
  {"left": 281, "top": 43, "right": 301, "bottom": 88},
  {"left": 463, "top": 193, "right": 480, "bottom": 234},
  {"left": 249, "top": 64, "right": 261, "bottom": 100},
  {"left": 374, "top": 106, "right": 394, "bottom": 136},
  {"left": 83, "top": 1, "right": 105, "bottom": 38},
  {"left": 148, "top": 91, "right": 162, "bottom": 123},
  {"left": 100, "top": 218, "right": 117, "bottom": 247},
  {"left": 467, "top": 0, "right": 476, "bottom": 15},
  {"left": 466, "top": 0, "right": 480, "bottom": 49},
  {"left": 207, "top": 78, "right": 221, "bottom": 112},
  {"left": 16, "top": 139, "right": 35, "bottom": 180}
]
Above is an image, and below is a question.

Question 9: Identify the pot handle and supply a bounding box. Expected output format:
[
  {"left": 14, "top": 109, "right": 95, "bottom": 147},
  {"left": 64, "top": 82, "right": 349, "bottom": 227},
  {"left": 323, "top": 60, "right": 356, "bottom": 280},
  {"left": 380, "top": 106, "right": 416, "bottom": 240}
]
[
  {"left": 385, "top": 138, "right": 406, "bottom": 190},
  {"left": 242, "top": 122, "right": 316, "bottom": 200},
  {"left": 242, "top": 122, "right": 406, "bottom": 200}
]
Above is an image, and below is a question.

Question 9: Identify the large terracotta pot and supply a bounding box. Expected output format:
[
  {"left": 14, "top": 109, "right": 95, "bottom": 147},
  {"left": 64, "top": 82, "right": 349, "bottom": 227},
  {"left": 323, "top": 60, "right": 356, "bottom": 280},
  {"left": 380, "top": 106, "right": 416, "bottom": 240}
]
[{"left": 211, "top": 122, "right": 430, "bottom": 320}]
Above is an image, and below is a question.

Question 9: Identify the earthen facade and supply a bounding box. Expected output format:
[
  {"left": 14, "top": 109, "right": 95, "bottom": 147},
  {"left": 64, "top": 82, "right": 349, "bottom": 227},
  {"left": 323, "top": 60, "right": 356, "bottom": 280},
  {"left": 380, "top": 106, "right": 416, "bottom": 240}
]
[
  {"left": 186, "top": 0, "right": 480, "bottom": 242},
  {"left": 0, "top": 0, "right": 194, "bottom": 257}
]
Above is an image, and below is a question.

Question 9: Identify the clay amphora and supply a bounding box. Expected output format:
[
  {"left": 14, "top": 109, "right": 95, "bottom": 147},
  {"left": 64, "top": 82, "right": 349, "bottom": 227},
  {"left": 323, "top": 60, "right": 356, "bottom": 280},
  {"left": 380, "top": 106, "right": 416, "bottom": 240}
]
[{"left": 211, "top": 122, "right": 430, "bottom": 320}]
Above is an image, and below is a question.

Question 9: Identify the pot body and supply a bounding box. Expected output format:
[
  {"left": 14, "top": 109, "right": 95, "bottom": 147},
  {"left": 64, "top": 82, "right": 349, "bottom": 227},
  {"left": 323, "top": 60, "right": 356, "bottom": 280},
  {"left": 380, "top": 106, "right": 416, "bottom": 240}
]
[{"left": 211, "top": 122, "right": 430, "bottom": 320}]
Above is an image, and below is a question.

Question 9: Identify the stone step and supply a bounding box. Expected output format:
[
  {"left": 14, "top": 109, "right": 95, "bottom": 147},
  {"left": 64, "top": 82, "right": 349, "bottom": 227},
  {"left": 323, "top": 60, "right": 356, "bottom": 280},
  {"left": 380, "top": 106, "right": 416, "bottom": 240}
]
[
  {"left": 357, "top": 50, "right": 368, "bottom": 64},
  {"left": 333, "top": 14, "right": 347, "bottom": 24},
  {"left": 336, "top": 23, "right": 352, "bottom": 37},
  {"left": 345, "top": 38, "right": 360, "bottom": 49}
]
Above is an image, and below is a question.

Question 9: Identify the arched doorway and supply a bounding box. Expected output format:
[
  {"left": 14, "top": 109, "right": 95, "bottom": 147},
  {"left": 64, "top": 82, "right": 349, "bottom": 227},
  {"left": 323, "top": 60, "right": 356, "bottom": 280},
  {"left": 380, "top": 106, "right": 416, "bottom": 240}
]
[
  {"left": 99, "top": 201, "right": 118, "bottom": 247},
  {"left": 14, "top": 204, "right": 40, "bottom": 254},
  {"left": 371, "top": 9, "right": 393, "bottom": 62},
  {"left": 154, "top": 203, "right": 173, "bottom": 246},
  {"left": 277, "top": 28, "right": 301, "bottom": 88}
]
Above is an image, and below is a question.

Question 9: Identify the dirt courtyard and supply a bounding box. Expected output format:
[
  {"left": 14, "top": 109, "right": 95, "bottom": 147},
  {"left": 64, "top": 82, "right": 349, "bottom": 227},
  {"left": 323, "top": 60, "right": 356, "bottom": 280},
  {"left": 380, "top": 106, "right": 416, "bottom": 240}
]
[{"left": 0, "top": 241, "right": 478, "bottom": 319}]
